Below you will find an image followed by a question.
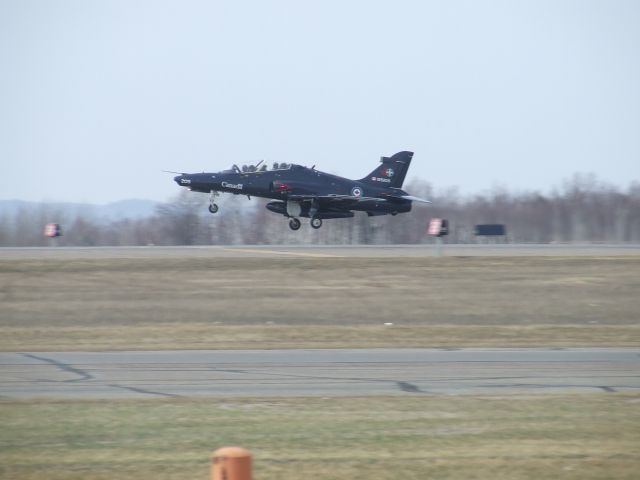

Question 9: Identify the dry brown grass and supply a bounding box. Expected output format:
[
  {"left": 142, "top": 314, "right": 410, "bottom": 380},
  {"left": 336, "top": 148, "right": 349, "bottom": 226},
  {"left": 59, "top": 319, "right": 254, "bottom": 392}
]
[
  {"left": 2, "top": 324, "right": 639, "bottom": 351},
  {"left": 1, "top": 256, "right": 639, "bottom": 350}
]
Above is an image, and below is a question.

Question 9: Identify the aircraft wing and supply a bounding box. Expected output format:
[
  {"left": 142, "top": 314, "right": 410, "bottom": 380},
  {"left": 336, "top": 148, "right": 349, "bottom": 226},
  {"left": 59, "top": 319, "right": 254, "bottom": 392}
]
[
  {"left": 288, "top": 194, "right": 430, "bottom": 205},
  {"left": 288, "top": 194, "right": 389, "bottom": 206}
]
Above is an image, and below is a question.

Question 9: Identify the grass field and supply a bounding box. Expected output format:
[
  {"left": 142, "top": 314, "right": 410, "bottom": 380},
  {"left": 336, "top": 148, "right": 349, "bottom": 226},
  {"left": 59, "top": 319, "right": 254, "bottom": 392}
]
[
  {"left": 1, "top": 256, "right": 639, "bottom": 350},
  {"left": 1, "top": 395, "right": 639, "bottom": 480},
  {"left": 2, "top": 255, "right": 639, "bottom": 480}
]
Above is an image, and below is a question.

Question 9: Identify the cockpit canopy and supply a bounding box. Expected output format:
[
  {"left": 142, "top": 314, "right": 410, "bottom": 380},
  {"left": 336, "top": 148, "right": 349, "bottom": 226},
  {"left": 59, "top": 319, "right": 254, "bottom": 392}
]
[{"left": 223, "top": 162, "right": 294, "bottom": 174}]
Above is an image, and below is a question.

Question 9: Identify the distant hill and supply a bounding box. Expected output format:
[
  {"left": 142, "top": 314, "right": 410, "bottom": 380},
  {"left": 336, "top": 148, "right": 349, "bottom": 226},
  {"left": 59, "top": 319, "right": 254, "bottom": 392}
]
[{"left": 0, "top": 199, "right": 161, "bottom": 223}]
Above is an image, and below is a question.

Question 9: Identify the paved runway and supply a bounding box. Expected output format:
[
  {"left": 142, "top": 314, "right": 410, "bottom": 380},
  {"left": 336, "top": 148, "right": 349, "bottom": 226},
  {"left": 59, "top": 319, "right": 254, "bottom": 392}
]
[
  {"left": 1, "top": 348, "right": 638, "bottom": 399},
  {"left": 1, "top": 244, "right": 639, "bottom": 259}
]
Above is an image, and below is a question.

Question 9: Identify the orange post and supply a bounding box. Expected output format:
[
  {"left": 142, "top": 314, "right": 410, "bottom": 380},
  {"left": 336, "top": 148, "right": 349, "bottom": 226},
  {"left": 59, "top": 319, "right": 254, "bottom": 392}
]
[{"left": 212, "top": 447, "right": 252, "bottom": 480}]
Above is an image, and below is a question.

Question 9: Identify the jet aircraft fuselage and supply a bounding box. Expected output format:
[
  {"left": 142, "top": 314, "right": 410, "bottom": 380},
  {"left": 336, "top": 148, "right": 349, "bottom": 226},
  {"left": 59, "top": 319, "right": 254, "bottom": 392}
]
[{"left": 173, "top": 151, "right": 429, "bottom": 230}]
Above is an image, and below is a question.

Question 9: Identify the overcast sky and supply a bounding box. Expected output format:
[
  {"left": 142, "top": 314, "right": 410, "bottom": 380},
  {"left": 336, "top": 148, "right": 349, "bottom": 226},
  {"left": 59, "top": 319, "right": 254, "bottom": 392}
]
[{"left": 1, "top": 0, "right": 638, "bottom": 203}]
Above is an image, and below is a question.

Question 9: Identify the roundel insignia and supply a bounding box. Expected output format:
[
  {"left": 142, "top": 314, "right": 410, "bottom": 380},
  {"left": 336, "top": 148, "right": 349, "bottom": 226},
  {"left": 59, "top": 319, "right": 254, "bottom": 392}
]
[
  {"left": 351, "top": 186, "right": 363, "bottom": 197},
  {"left": 385, "top": 168, "right": 395, "bottom": 177}
]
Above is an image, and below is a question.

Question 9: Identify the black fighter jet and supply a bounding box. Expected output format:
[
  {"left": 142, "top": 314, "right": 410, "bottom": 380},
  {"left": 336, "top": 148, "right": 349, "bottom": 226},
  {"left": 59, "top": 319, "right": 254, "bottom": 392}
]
[{"left": 172, "top": 151, "right": 430, "bottom": 230}]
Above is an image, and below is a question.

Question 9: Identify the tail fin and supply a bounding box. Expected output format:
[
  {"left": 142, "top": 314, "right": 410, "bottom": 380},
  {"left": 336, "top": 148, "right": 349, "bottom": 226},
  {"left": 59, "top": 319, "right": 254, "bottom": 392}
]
[{"left": 359, "top": 151, "right": 414, "bottom": 189}]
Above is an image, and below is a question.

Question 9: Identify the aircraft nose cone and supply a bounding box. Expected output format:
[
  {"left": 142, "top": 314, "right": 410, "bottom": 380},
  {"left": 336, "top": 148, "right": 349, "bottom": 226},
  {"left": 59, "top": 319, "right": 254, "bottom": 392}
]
[{"left": 174, "top": 174, "right": 194, "bottom": 187}]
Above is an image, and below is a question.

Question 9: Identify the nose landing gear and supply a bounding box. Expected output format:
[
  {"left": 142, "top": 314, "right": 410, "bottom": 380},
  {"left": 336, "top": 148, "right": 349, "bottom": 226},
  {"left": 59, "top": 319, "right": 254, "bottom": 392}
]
[{"left": 208, "top": 190, "right": 220, "bottom": 214}]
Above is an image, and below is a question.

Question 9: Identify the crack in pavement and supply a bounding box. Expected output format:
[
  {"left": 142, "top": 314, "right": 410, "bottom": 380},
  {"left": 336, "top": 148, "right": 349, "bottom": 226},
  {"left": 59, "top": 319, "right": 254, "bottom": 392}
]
[
  {"left": 21, "top": 353, "right": 93, "bottom": 382},
  {"left": 209, "top": 367, "right": 628, "bottom": 394},
  {"left": 396, "top": 381, "right": 426, "bottom": 393},
  {"left": 16, "top": 354, "right": 178, "bottom": 397},
  {"left": 211, "top": 367, "right": 430, "bottom": 394},
  {"left": 483, "top": 383, "right": 619, "bottom": 392},
  {"left": 107, "top": 384, "right": 179, "bottom": 397},
  {"left": 598, "top": 385, "right": 617, "bottom": 392}
]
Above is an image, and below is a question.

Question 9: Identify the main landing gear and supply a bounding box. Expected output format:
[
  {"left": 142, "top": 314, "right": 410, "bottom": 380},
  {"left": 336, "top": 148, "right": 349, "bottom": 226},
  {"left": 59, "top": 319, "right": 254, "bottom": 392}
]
[
  {"left": 288, "top": 218, "right": 301, "bottom": 230},
  {"left": 287, "top": 217, "right": 323, "bottom": 231},
  {"left": 310, "top": 217, "right": 323, "bottom": 229},
  {"left": 208, "top": 190, "right": 219, "bottom": 214}
]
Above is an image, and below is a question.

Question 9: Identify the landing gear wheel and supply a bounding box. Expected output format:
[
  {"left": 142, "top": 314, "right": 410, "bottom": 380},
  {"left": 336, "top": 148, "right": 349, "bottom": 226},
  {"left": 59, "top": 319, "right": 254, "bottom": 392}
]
[
  {"left": 208, "top": 203, "right": 219, "bottom": 214},
  {"left": 288, "top": 218, "right": 301, "bottom": 231},
  {"left": 310, "top": 217, "right": 323, "bottom": 229}
]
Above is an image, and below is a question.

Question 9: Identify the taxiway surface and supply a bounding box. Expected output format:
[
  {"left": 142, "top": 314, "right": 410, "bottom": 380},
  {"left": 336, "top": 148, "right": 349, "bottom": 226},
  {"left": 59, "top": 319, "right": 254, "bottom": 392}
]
[{"left": 1, "top": 348, "right": 638, "bottom": 399}]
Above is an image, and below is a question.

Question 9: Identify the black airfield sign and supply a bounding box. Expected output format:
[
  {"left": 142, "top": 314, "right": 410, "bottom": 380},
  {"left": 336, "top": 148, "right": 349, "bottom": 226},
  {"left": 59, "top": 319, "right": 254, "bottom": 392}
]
[
  {"left": 475, "top": 224, "right": 507, "bottom": 236},
  {"left": 172, "top": 151, "right": 431, "bottom": 231}
]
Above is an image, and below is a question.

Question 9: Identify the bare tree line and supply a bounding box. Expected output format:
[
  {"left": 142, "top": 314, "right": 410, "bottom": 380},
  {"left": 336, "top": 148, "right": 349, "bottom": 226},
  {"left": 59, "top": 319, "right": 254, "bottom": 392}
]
[{"left": 2, "top": 174, "right": 639, "bottom": 246}]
